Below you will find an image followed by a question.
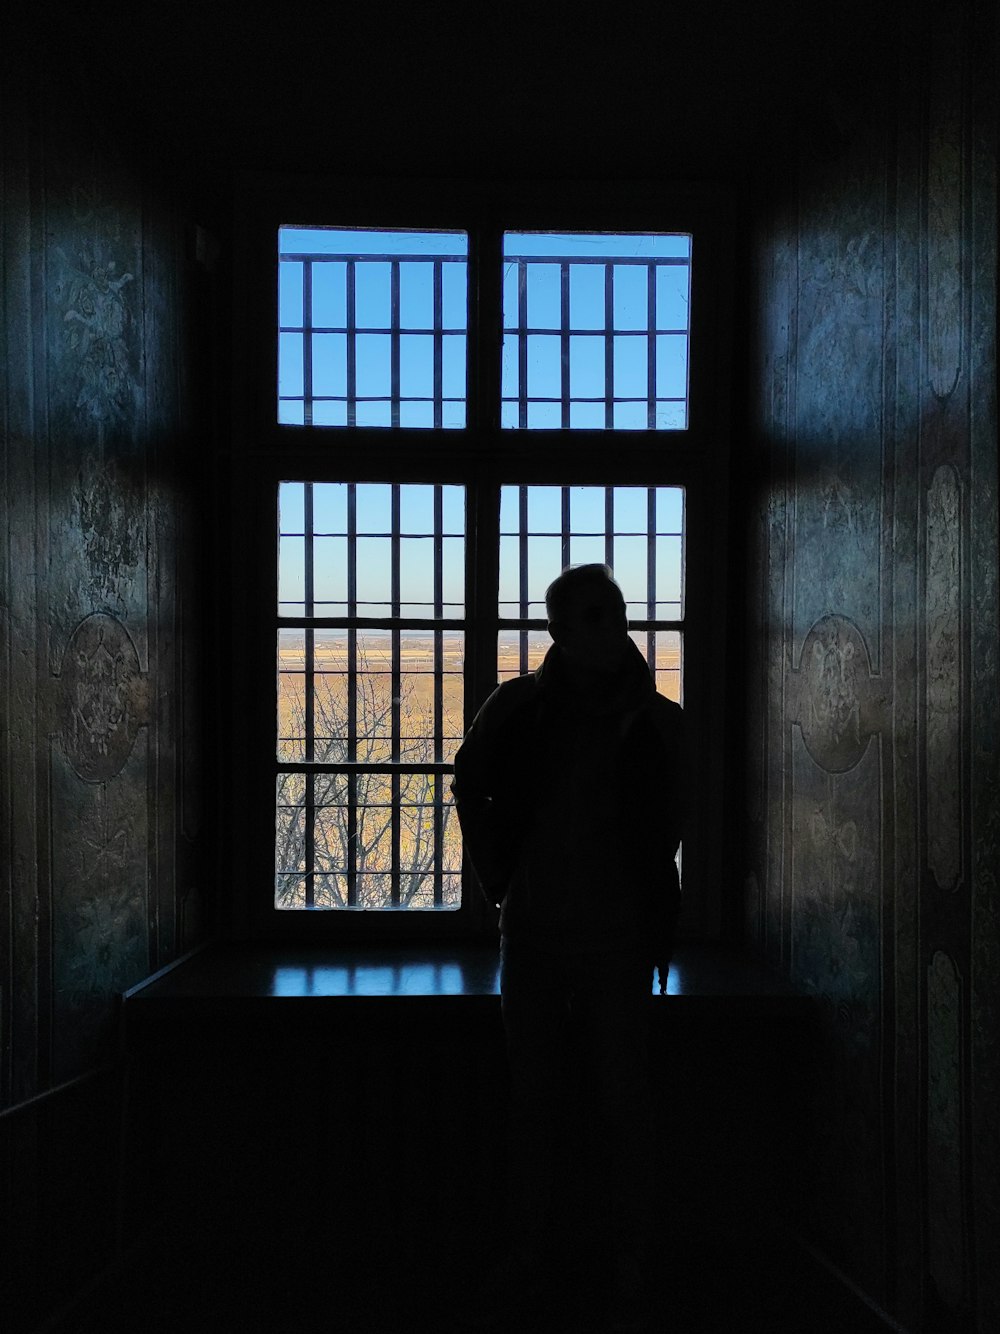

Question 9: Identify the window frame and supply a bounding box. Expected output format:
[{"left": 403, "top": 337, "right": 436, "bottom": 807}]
[{"left": 226, "top": 174, "right": 734, "bottom": 944}]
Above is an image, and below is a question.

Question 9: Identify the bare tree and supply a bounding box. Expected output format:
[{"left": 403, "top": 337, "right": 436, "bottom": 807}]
[{"left": 276, "top": 638, "right": 459, "bottom": 909}]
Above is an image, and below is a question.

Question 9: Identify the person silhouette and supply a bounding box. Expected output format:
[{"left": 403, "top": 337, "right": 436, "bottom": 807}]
[{"left": 452, "top": 564, "right": 686, "bottom": 1329}]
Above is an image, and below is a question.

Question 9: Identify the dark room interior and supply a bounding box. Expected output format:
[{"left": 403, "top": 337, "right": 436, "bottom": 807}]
[{"left": 2, "top": 2, "right": 997, "bottom": 1331}]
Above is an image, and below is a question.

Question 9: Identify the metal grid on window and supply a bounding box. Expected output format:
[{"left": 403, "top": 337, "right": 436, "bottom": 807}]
[
  {"left": 501, "top": 233, "right": 691, "bottom": 430},
  {"left": 278, "top": 229, "right": 468, "bottom": 429},
  {"left": 276, "top": 482, "right": 465, "bottom": 910},
  {"left": 498, "top": 484, "right": 684, "bottom": 700}
]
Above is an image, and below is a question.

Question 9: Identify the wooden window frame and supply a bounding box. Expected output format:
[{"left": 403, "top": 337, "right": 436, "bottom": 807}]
[{"left": 224, "top": 175, "right": 734, "bottom": 944}]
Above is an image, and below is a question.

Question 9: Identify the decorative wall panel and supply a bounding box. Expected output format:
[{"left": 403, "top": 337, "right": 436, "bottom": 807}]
[
  {"left": 745, "top": 4, "right": 997, "bottom": 1329},
  {"left": 1, "top": 34, "right": 209, "bottom": 1327},
  {"left": 925, "top": 466, "right": 962, "bottom": 891}
]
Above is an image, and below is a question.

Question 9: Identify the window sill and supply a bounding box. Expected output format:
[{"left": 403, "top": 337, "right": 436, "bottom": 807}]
[{"left": 122, "top": 939, "right": 809, "bottom": 1022}]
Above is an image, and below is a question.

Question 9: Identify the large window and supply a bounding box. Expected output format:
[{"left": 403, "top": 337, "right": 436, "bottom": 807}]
[{"left": 235, "top": 187, "right": 729, "bottom": 938}]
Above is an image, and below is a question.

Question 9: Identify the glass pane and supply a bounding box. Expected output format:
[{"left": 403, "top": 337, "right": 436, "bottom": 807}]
[
  {"left": 613, "top": 336, "right": 646, "bottom": 398},
  {"left": 442, "top": 485, "right": 464, "bottom": 534},
  {"left": 527, "top": 486, "right": 561, "bottom": 534},
  {"left": 527, "top": 264, "right": 561, "bottom": 329},
  {"left": 570, "top": 265, "right": 604, "bottom": 330},
  {"left": 279, "top": 262, "right": 303, "bottom": 328},
  {"left": 570, "top": 336, "right": 604, "bottom": 399},
  {"left": 527, "top": 335, "right": 560, "bottom": 399},
  {"left": 312, "top": 263, "right": 346, "bottom": 328},
  {"left": 656, "top": 264, "right": 689, "bottom": 331},
  {"left": 399, "top": 334, "right": 434, "bottom": 399},
  {"left": 278, "top": 400, "right": 304, "bottom": 425},
  {"left": 656, "top": 535, "right": 683, "bottom": 604},
  {"left": 442, "top": 262, "right": 467, "bottom": 330},
  {"left": 399, "top": 262, "right": 432, "bottom": 329},
  {"left": 569, "top": 400, "right": 605, "bottom": 427},
  {"left": 614, "top": 486, "right": 648, "bottom": 533},
  {"left": 355, "top": 262, "right": 390, "bottom": 328},
  {"left": 656, "top": 334, "right": 688, "bottom": 400},
  {"left": 313, "top": 334, "right": 347, "bottom": 397},
  {"left": 279, "top": 333, "right": 303, "bottom": 397},
  {"left": 613, "top": 265, "right": 646, "bottom": 330},
  {"left": 275, "top": 780, "right": 306, "bottom": 873},
  {"left": 278, "top": 535, "right": 305, "bottom": 609},
  {"left": 570, "top": 486, "right": 606, "bottom": 532},
  {"left": 656, "top": 487, "right": 684, "bottom": 534},
  {"left": 277, "top": 228, "right": 468, "bottom": 429},
  {"left": 313, "top": 536, "right": 347, "bottom": 605}
]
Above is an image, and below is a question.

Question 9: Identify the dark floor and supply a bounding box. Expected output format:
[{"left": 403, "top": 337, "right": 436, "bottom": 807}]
[{"left": 81, "top": 1200, "right": 894, "bottom": 1334}]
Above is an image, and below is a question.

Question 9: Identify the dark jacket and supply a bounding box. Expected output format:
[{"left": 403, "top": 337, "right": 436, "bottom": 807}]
[{"left": 452, "top": 637, "right": 686, "bottom": 962}]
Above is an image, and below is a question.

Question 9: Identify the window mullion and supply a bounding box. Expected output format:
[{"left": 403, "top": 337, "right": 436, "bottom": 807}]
[
  {"left": 560, "top": 262, "right": 570, "bottom": 429},
  {"left": 390, "top": 261, "right": 400, "bottom": 429},
  {"left": 646, "top": 262, "right": 656, "bottom": 430},
  {"left": 518, "top": 260, "right": 528, "bottom": 430},
  {"left": 518, "top": 485, "right": 529, "bottom": 675},
  {"left": 433, "top": 484, "right": 444, "bottom": 907},
  {"left": 391, "top": 484, "right": 401, "bottom": 906},
  {"left": 304, "top": 483, "right": 315, "bottom": 908},
  {"left": 346, "top": 260, "right": 357, "bottom": 428},
  {"left": 303, "top": 260, "right": 314, "bottom": 428},
  {"left": 647, "top": 485, "right": 656, "bottom": 672},
  {"left": 604, "top": 263, "right": 614, "bottom": 429},
  {"left": 433, "top": 261, "right": 443, "bottom": 430},
  {"left": 347, "top": 482, "right": 358, "bottom": 906}
]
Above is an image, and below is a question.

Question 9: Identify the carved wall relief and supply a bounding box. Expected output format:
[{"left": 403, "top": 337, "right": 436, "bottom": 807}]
[
  {"left": 55, "top": 613, "right": 146, "bottom": 782},
  {"left": 792, "top": 615, "right": 877, "bottom": 774},
  {"left": 52, "top": 241, "right": 137, "bottom": 427},
  {"left": 926, "top": 466, "right": 963, "bottom": 891}
]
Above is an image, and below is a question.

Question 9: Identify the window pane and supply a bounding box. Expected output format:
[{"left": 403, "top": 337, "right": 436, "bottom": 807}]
[
  {"left": 279, "top": 535, "right": 305, "bottom": 610},
  {"left": 399, "top": 262, "right": 432, "bottom": 329},
  {"left": 656, "top": 264, "right": 689, "bottom": 331},
  {"left": 312, "top": 263, "right": 346, "bottom": 328},
  {"left": 570, "top": 336, "right": 604, "bottom": 399},
  {"left": 613, "top": 265, "right": 646, "bottom": 330},
  {"left": 613, "top": 336, "right": 646, "bottom": 398},
  {"left": 313, "top": 483, "right": 347, "bottom": 534},
  {"left": 277, "top": 228, "right": 468, "bottom": 429},
  {"left": 279, "top": 262, "right": 303, "bottom": 328},
  {"left": 570, "top": 486, "right": 606, "bottom": 532},
  {"left": 502, "top": 233, "right": 690, "bottom": 431},
  {"left": 399, "top": 335, "right": 433, "bottom": 399},
  {"left": 276, "top": 482, "right": 465, "bottom": 912},
  {"left": 497, "top": 487, "right": 684, "bottom": 707},
  {"left": 570, "top": 265, "right": 604, "bottom": 329},
  {"left": 313, "top": 334, "right": 347, "bottom": 397},
  {"left": 656, "top": 334, "right": 688, "bottom": 400},
  {"left": 528, "top": 264, "right": 561, "bottom": 329},
  {"left": 527, "top": 335, "right": 560, "bottom": 399}
]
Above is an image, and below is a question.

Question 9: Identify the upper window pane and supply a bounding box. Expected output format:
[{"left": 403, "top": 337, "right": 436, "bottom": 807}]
[
  {"left": 278, "top": 228, "right": 468, "bottom": 429},
  {"left": 501, "top": 233, "right": 691, "bottom": 431}
]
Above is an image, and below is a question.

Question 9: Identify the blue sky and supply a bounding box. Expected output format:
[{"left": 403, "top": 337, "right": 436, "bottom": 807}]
[
  {"left": 278, "top": 482, "right": 683, "bottom": 622},
  {"left": 277, "top": 228, "right": 691, "bottom": 430}
]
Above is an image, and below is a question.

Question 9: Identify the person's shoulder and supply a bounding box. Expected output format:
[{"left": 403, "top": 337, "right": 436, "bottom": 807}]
[
  {"left": 476, "top": 671, "right": 540, "bottom": 727},
  {"left": 646, "top": 691, "right": 684, "bottom": 743}
]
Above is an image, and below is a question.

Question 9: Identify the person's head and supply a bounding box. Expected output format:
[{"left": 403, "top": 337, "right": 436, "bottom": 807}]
[{"left": 545, "top": 564, "right": 629, "bottom": 675}]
